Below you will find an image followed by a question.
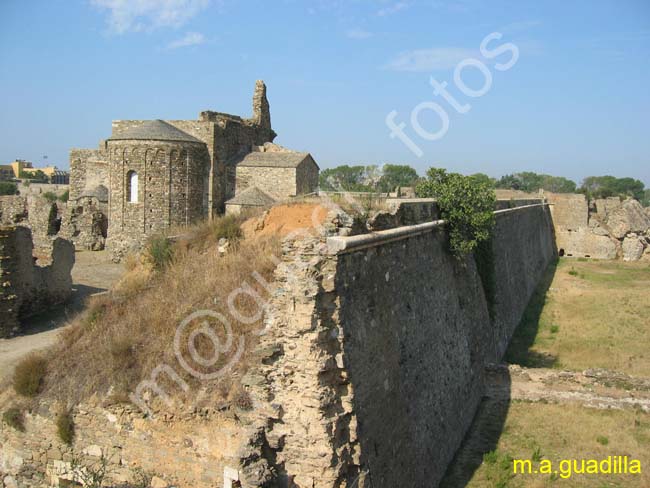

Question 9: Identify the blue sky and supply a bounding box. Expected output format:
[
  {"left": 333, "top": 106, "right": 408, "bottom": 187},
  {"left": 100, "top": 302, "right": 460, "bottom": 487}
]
[{"left": 1, "top": 0, "right": 649, "bottom": 186}]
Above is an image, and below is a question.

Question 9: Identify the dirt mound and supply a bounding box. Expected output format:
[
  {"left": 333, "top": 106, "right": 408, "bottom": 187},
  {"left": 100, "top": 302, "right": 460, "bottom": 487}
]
[{"left": 242, "top": 203, "right": 330, "bottom": 238}]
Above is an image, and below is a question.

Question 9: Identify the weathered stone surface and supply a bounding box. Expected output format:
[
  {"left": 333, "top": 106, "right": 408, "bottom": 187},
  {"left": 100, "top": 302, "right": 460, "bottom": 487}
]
[
  {"left": 0, "top": 226, "right": 74, "bottom": 337},
  {"left": 594, "top": 197, "right": 622, "bottom": 219},
  {"left": 555, "top": 229, "right": 618, "bottom": 259},
  {"left": 605, "top": 198, "right": 650, "bottom": 238},
  {"left": 546, "top": 192, "right": 588, "bottom": 231},
  {"left": 622, "top": 236, "right": 645, "bottom": 261}
]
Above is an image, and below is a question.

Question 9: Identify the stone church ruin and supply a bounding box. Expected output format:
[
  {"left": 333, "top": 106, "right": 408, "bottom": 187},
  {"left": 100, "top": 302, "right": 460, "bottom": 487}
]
[{"left": 67, "top": 80, "right": 319, "bottom": 259}]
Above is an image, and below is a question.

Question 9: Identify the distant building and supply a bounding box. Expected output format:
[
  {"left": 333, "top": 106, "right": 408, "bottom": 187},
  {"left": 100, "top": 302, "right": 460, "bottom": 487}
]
[
  {"left": 51, "top": 170, "right": 70, "bottom": 185},
  {"left": 0, "top": 165, "right": 14, "bottom": 180}
]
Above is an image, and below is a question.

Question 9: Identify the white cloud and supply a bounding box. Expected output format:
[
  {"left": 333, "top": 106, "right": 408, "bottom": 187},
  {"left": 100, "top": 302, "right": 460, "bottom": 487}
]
[
  {"left": 167, "top": 31, "right": 205, "bottom": 49},
  {"left": 377, "top": 1, "right": 409, "bottom": 17},
  {"left": 346, "top": 28, "right": 373, "bottom": 40},
  {"left": 385, "top": 47, "right": 480, "bottom": 72},
  {"left": 91, "top": 0, "right": 211, "bottom": 34}
]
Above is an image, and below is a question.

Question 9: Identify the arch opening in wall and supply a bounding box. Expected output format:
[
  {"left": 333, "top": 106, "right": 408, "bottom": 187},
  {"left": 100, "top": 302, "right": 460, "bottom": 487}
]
[{"left": 127, "top": 170, "right": 139, "bottom": 203}]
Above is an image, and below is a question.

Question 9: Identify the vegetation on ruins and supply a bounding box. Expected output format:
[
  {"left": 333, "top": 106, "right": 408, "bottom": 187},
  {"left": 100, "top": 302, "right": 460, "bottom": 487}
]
[
  {"left": 39, "top": 214, "right": 280, "bottom": 405},
  {"left": 19, "top": 169, "right": 48, "bottom": 181},
  {"left": 0, "top": 181, "right": 18, "bottom": 195},
  {"left": 12, "top": 354, "right": 47, "bottom": 397},
  {"left": 56, "top": 410, "right": 75, "bottom": 445},
  {"left": 2, "top": 406, "right": 25, "bottom": 432},
  {"left": 416, "top": 167, "right": 496, "bottom": 257},
  {"left": 146, "top": 235, "right": 174, "bottom": 270},
  {"left": 42, "top": 190, "right": 58, "bottom": 203}
]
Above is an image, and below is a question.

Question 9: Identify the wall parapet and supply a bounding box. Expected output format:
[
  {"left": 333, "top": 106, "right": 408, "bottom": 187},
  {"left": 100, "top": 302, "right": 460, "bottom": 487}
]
[{"left": 329, "top": 203, "right": 549, "bottom": 254}]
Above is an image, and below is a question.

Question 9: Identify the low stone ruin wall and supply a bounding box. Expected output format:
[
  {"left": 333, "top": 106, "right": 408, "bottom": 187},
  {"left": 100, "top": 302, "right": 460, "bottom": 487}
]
[
  {"left": 0, "top": 196, "right": 62, "bottom": 257},
  {"left": 0, "top": 226, "right": 74, "bottom": 338},
  {"left": 548, "top": 193, "right": 650, "bottom": 260}
]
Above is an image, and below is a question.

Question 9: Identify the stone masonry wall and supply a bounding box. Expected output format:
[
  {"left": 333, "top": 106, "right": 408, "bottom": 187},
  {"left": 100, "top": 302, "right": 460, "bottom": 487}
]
[
  {"left": 69, "top": 149, "right": 108, "bottom": 201},
  {"left": 105, "top": 140, "right": 210, "bottom": 260},
  {"left": 237, "top": 204, "right": 556, "bottom": 487},
  {"left": 235, "top": 166, "right": 296, "bottom": 201},
  {"left": 295, "top": 158, "right": 319, "bottom": 196},
  {"left": 0, "top": 226, "right": 74, "bottom": 338}
]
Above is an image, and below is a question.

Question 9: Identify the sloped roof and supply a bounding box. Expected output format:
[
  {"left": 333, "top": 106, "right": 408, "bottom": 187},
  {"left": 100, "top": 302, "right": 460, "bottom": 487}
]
[
  {"left": 232, "top": 151, "right": 314, "bottom": 168},
  {"left": 108, "top": 120, "right": 202, "bottom": 143},
  {"left": 225, "top": 186, "right": 276, "bottom": 207}
]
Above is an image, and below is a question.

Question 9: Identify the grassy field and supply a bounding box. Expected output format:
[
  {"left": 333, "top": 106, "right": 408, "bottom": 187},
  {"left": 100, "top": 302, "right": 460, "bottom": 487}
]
[
  {"left": 460, "top": 258, "right": 650, "bottom": 487},
  {"left": 505, "top": 258, "right": 650, "bottom": 376},
  {"left": 466, "top": 402, "right": 650, "bottom": 488}
]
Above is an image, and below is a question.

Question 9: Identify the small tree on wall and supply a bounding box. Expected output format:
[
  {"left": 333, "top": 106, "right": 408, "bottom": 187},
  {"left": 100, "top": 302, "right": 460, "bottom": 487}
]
[{"left": 416, "top": 167, "right": 496, "bottom": 257}]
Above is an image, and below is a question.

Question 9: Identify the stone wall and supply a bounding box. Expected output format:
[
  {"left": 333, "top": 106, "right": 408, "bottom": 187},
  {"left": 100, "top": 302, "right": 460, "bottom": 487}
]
[
  {"left": 237, "top": 204, "right": 556, "bottom": 487},
  {"left": 295, "top": 158, "right": 319, "bottom": 196},
  {"left": 69, "top": 148, "right": 108, "bottom": 201},
  {"left": 0, "top": 196, "right": 61, "bottom": 257},
  {"left": 0, "top": 226, "right": 74, "bottom": 338},
  {"left": 105, "top": 140, "right": 210, "bottom": 260},
  {"left": 235, "top": 166, "right": 296, "bottom": 201}
]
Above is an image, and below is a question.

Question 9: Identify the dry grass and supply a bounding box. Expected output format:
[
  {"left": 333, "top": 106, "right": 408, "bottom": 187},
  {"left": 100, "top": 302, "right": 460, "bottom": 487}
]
[
  {"left": 13, "top": 354, "right": 47, "bottom": 397},
  {"left": 506, "top": 259, "right": 650, "bottom": 376},
  {"left": 466, "top": 402, "right": 650, "bottom": 487},
  {"left": 41, "top": 214, "right": 281, "bottom": 406}
]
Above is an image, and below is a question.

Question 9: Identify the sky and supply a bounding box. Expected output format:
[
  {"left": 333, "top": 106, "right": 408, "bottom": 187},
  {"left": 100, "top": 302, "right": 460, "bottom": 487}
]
[{"left": 0, "top": 0, "right": 649, "bottom": 186}]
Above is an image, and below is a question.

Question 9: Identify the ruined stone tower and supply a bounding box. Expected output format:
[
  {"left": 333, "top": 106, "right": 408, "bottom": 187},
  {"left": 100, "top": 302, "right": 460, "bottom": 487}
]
[{"left": 251, "top": 79, "right": 272, "bottom": 130}]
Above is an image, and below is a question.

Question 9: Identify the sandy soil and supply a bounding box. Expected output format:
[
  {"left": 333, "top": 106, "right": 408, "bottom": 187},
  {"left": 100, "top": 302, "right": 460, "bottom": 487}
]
[
  {"left": 242, "top": 203, "right": 330, "bottom": 238},
  {"left": 0, "top": 251, "right": 124, "bottom": 383}
]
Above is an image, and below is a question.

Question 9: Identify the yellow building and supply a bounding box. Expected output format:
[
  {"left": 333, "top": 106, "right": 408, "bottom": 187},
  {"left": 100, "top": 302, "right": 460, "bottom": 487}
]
[{"left": 8, "top": 160, "right": 58, "bottom": 179}]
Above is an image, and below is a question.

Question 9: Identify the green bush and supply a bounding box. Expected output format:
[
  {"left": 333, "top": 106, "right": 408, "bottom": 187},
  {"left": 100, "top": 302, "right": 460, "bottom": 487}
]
[
  {"left": 416, "top": 167, "right": 496, "bottom": 257},
  {"left": 2, "top": 407, "right": 25, "bottom": 432},
  {"left": 59, "top": 190, "right": 70, "bottom": 202},
  {"left": 0, "top": 181, "right": 18, "bottom": 195},
  {"left": 13, "top": 354, "right": 47, "bottom": 397},
  {"left": 147, "top": 235, "right": 174, "bottom": 270},
  {"left": 42, "top": 191, "right": 58, "bottom": 203},
  {"left": 56, "top": 410, "right": 75, "bottom": 445}
]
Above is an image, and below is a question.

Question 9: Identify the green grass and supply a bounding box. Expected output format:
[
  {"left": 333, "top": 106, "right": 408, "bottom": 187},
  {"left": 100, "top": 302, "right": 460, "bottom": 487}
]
[{"left": 505, "top": 259, "right": 650, "bottom": 376}]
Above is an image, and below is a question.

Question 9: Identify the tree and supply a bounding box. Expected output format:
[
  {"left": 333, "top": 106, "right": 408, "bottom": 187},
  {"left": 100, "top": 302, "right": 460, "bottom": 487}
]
[
  {"left": 377, "top": 164, "right": 420, "bottom": 192},
  {"left": 642, "top": 189, "right": 650, "bottom": 207},
  {"left": 0, "top": 181, "right": 18, "bottom": 195},
  {"left": 580, "top": 175, "right": 645, "bottom": 201},
  {"left": 416, "top": 167, "right": 496, "bottom": 257},
  {"left": 319, "top": 165, "right": 375, "bottom": 192},
  {"left": 496, "top": 172, "right": 576, "bottom": 193},
  {"left": 470, "top": 173, "right": 497, "bottom": 188}
]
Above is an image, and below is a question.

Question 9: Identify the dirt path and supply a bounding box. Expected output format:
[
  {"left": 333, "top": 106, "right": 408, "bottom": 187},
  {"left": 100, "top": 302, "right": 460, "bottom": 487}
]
[
  {"left": 0, "top": 251, "right": 123, "bottom": 383},
  {"left": 488, "top": 363, "right": 650, "bottom": 412}
]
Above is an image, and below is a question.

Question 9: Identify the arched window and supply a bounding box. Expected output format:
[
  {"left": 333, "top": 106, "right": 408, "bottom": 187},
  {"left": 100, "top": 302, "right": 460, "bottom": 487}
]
[{"left": 127, "top": 170, "right": 138, "bottom": 203}]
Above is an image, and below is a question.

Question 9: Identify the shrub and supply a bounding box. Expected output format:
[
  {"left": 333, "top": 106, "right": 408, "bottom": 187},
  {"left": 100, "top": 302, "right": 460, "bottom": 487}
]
[
  {"left": 597, "top": 435, "right": 609, "bottom": 446},
  {"left": 416, "top": 167, "right": 496, "bottom": 257},
  {"left": 211, "top": 214, "right": 243, "bottom": 242},
  {"left": 13, "top": 354, "right": 47, "bottom": 397},
  {"left": 2, "top": 407, "right": 25, "bottom": 432},
  {"left": 56, "top": 410, "right": 75, "bottom": 445},
  {"left": 59, "top": 190, "right": 69, "bottom": 202},
  {"left": 42, "top": 191, "right": 58, "bottom": 203},
  {"left": 147, "top": 235, "right": 174, "bottom": 270},
  {"left": 0, "top": 181, "right": 18, "bottom": 195}
]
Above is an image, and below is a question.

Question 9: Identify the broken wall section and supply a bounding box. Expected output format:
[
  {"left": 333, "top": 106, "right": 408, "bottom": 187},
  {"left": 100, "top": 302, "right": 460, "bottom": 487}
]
[{"left": 0, "top": 226, "right": 74, "bottom": 337}]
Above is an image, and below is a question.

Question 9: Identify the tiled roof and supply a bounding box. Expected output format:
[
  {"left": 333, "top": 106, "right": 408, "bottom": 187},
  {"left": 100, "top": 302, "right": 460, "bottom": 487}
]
[
  {"left": 225, "top": 186, "right": 276, "bottom": 207},
  {"left": 108, "top": 120, "right": 202, "bottom": 143},
  {"left": 231, "top": 151, "right": 312, "bottom": 168}
]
